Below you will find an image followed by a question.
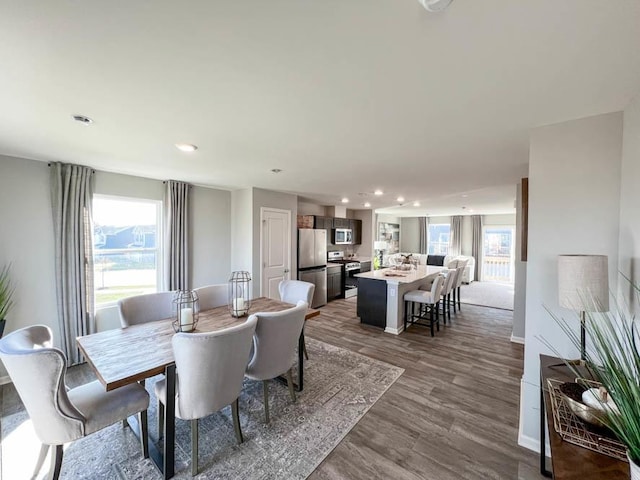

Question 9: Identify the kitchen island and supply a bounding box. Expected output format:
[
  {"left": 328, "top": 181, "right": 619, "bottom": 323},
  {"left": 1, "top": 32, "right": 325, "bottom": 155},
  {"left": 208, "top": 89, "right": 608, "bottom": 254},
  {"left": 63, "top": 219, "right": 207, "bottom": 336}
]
[{"left": 355, "top": 266, "right": 445, "bottom": 334}]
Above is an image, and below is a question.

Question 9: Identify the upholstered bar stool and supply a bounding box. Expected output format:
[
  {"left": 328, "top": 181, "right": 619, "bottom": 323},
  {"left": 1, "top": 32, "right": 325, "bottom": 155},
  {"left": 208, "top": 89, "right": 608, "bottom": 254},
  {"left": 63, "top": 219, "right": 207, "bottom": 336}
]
[
  {"left": 439, "top": 269, "right": 457, "bottom": 323},
  {"left": 404, "top": 274, "right": 445, "bottom": 337}
]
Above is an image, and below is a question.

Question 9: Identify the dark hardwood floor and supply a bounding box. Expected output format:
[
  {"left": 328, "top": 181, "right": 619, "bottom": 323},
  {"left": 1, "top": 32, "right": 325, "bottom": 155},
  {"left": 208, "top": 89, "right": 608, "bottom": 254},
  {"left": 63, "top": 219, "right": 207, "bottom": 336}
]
[{"left": 305, "top": 297, "right": 544, "bottom": 480}]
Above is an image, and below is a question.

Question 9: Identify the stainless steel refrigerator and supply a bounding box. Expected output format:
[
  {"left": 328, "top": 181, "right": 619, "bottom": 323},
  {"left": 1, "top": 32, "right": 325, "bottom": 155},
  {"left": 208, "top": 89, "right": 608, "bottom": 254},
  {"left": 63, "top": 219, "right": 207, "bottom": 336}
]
[{"left": 297, "top": 229, "right": 327, "bottom": 308}]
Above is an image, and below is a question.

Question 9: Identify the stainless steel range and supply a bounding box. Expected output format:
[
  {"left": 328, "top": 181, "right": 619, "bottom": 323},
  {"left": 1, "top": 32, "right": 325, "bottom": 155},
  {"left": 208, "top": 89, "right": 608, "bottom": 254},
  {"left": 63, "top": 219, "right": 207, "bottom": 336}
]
[{"left": 327, "top": 251, "right": 361, "bottom": 298}]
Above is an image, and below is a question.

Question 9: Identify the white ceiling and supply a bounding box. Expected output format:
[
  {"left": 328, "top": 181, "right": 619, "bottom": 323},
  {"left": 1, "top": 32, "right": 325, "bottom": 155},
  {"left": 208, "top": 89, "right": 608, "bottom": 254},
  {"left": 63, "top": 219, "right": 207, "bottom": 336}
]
[{"left": 1, "top": 1, "right": 639, "bottom": 216}]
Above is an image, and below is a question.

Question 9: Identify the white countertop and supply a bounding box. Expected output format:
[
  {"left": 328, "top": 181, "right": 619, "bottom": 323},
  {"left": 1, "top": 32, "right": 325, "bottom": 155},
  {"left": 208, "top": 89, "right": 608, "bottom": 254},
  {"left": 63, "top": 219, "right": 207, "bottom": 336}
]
[{"left": 355, "top": 265, "right": 445, "bottom": 285}]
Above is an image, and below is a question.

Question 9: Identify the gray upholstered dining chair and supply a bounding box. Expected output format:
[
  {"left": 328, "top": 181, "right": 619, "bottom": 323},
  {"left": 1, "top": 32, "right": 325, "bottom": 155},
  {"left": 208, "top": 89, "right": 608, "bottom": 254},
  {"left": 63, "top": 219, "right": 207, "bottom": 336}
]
[
  {"left": 0, "top": 325, "right": 150, "bottom": 480},
  {"left": 118, "top": 290, "right": 176, "bottom": 327},
  {"left": 193, "top": 284, "right": 227, "bottom": 310},
  {"left": 154, "top": 316, "right": 257, "bottom": 476},
  {"left": 453, "top": 259, "right": 469, "bottom": 312},
  {"left": 278, "top": 279, "right": 315, "bottom": 360},
  {"left": 245, "top": 301, "right": 308, "bottom": 424}
]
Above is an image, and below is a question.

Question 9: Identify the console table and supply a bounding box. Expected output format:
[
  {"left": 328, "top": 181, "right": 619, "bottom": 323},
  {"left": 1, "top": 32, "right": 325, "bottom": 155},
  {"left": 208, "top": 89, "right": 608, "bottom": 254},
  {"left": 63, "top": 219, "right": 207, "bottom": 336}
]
[{"left": 539, "top": 354, "right": 628, "bottom": 479}]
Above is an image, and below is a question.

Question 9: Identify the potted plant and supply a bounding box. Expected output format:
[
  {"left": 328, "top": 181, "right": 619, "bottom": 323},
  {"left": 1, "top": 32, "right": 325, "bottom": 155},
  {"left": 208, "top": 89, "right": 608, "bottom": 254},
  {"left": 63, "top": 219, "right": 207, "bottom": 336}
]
[
  {"left": 0, "top": 264, "right": 15, "bottom": 338},
  {"left": 548, "top": 273, "right": 640, "bottom": 478}
]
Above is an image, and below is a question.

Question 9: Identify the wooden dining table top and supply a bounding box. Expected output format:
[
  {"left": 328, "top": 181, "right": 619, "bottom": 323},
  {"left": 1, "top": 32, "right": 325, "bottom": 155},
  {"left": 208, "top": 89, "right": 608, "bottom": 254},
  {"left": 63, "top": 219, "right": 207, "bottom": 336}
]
[{"left": 77, "top": 297, "right": 320, "bottom": 392}]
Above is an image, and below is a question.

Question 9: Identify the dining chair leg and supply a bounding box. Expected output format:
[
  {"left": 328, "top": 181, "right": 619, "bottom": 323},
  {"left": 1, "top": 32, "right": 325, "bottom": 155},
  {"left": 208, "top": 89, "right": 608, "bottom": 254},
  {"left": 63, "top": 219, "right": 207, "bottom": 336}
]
[
  {"left": 232, "top": 398, "right": 243, "bottom": 444},
  {"left": 263, "top": 380, "right": 270, "bottom": 424},
  {"left": 122, "top": 419, "right": 128, "bottom": 428},
  {"left": 286, "top": 368, "right": 296, "bottom": 402},
  {"left": 452, "top": 288, "right": 457, "bottom": 313},
  {"left": 457, "top": 286, "right": 461, "bottom": 309},
  {"left": 191, "top": 419, "right": 198, "bottom": 477},
  {"left": 50, "top": 444, "right": 64, "bottom": 480},
  {"left": 302, "top": 340, "right": 309, "bottom": 361},
  {"left": 158, "top": 400, "right": 164, "bottom": 439},
  {"left": 429, "top": 306, "right": 434, "bottom": 337},
  {"left": 139, "top": 410, "right": 149, "bottom": 459},
  {"left": 32, "top": 443, "right": 49, "bottom": 479}
]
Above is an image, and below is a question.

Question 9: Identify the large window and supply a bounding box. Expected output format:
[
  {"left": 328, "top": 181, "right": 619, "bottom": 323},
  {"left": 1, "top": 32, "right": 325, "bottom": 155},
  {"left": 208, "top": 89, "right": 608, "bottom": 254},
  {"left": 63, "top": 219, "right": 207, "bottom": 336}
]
[
  {"left": 428, "top": 223, "right": 450, "bottom": 255},
  {"left": 482, "top": 226, "right": 515, "bottom": 283},
  {"left": 93, "top": 196, "right": 161, "bottom": 307}
]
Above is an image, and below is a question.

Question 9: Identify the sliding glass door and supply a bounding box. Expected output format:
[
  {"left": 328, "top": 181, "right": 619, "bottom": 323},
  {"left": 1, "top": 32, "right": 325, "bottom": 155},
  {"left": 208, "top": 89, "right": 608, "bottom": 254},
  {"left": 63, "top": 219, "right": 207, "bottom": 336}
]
[{"left": 482, "top": 226, "right": 515, "bottom": 283}]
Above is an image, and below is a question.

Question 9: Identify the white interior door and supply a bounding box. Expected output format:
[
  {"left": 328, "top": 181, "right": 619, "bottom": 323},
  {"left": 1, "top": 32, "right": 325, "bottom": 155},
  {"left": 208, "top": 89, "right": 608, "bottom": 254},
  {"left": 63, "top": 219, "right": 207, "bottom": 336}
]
[{"left": 261, "top": 208, "right": 291, "bottom": 299}]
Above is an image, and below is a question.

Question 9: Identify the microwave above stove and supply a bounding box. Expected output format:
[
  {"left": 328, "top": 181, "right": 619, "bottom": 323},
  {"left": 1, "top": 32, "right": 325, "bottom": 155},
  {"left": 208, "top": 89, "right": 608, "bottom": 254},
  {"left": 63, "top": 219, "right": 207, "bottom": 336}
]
[{"left": 333, "top": 228, "right": 353, "bottom": 245}]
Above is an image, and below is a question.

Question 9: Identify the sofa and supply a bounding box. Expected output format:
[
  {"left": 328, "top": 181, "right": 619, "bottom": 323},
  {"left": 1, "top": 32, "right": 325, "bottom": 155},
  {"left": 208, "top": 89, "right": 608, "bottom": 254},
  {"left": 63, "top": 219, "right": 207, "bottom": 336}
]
[{"left": 386, "top": 253, "right": 475, "bottom": 283}]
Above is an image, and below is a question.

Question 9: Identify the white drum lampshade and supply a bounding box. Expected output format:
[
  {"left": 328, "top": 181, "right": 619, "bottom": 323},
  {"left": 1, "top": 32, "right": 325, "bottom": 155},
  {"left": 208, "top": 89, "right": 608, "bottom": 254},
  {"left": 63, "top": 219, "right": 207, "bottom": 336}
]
[
  {"left": 558, "top": 255, "right": 609, "bottom": 313},
  {"left": 558, "top": 254, "right": 609, "bottom": 361}
]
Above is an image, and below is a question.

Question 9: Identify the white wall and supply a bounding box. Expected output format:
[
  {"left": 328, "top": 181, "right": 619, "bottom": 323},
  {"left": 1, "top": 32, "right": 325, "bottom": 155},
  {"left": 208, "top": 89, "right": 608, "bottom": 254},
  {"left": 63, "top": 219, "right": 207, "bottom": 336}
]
[
  {"left": 297, "top": 201, "right": 326, "bottom": 216},
  {"left": 484, "top": 214, "right": 516, "bottom": 226},
  {"left": 353, "top": 209, "right": 375, "bottom": 258},
  {"left": 618, "top": 93, "right": 640, "bottom": 308},
  {"left": 520, "top": 112, "right": 623, "bottom": 451},
  {"left": 231, "top": 189, "right": 253, "bottom": 273}
]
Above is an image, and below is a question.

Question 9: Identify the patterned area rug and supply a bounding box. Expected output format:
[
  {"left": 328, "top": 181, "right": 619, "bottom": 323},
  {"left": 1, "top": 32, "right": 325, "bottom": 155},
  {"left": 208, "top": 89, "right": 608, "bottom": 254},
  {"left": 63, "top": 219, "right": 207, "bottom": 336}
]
[{"left": 1, "top": 338, "right": 404, "bottom": 479}]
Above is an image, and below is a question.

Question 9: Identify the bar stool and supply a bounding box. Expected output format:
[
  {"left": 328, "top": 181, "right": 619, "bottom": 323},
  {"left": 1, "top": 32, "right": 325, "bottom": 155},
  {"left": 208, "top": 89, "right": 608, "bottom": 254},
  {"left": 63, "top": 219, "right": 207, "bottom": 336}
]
[
  {"left": 439, "top": 269, "right": 457, "bottom": 323},
  {"left": 404, "top": 274, "right": 445, "bottom": 337}
]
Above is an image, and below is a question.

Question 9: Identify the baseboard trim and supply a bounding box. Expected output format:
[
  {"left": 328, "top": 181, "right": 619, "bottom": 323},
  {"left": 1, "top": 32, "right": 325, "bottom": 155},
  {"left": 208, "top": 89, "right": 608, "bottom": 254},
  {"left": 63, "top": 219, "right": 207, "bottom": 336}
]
[
  {"left": 384, "top": 325, "right": 403, "bottom": 335},
  {"left": 510, "top": 334, "right": 525, "bottom": 344},
  {"left": 518, "top": 377, "right": 550, "bottom": 457},
  {"left": 0, "top": 375, "right": 11, "bottom": 385}
]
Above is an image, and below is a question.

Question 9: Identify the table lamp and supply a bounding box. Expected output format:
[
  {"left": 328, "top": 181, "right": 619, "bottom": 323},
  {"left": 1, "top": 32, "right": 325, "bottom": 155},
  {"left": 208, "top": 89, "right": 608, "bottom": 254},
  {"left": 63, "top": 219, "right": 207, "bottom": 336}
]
[
  {"left": 374, "top": 241, "right": 388, "bottom": 268},
  {"left": 557, "top": 254, "right": 609, "bottom": 361}
]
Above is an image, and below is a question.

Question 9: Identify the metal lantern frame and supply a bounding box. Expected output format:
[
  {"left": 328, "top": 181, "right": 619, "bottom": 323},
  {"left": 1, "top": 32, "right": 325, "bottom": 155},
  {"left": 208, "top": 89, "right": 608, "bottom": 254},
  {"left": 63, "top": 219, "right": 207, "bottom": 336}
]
[
  {"left": 228, "top": 271, "right": 252, "bottom": 318},
  {"left": 172, "top": 290, "right": 200, "bottom": 333}
]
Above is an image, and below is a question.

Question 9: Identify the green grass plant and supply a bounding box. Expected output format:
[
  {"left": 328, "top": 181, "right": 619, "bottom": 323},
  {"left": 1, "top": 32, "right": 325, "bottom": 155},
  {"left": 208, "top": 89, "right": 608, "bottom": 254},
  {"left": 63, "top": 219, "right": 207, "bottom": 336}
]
[{"left": 547, "top": 273, "right": 640, "bottom": 463}]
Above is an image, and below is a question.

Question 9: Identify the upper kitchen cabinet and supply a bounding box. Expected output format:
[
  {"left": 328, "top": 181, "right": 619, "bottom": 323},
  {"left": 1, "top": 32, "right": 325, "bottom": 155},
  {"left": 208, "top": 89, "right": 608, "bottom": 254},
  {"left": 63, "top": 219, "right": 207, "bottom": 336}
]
[
  {"left": 350, "top": 219, "right": 363, "bottom": 245},
  {"left": 314, "top": 216, "right": 332, "bottom": 230},
  {"left": 332, "top": 218, "right": 350, "bottom": 229}
]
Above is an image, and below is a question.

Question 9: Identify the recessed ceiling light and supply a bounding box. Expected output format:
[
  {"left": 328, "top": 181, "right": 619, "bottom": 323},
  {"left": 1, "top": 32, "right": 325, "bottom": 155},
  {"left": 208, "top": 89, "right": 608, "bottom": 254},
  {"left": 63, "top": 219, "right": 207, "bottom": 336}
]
[
  {"left": 271, "top": 168, "right": 282, "bottom": 173},
  {"left": 72, "top": 114, "right": 93, "bottom": 125},
  {"left": 397, "top": 196, "right": 405, "bottom": 202},
  {"left": 341, "top": 198, "right": 349, "bottom": 204},
  {"left": 374, "top": 190, "right": 384, "bottom": 196},
  {"left": 413, "top": 201, "right": 420, "bottom": 207},
  {"left": 462, "top": 194, "right": 468, "bottom": 198},
  {"left": 419, "top": 0, "right": 454, "bottom": 13},
  {"left": 469, "top": 209, "right": 474, "bottom": 213},
  {"left": 175, "top": 143, "right": 198, "bottom": 152},
  {"left": 364, "top": 202, "right": 371, "bottom": 208}
]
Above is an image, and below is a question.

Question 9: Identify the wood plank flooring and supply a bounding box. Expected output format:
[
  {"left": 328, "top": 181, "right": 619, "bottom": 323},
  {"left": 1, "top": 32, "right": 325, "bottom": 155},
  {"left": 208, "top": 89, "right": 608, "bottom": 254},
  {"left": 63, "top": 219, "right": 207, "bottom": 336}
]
[{"left": 305, "top": 297, "right": 544, "bottom": 480}]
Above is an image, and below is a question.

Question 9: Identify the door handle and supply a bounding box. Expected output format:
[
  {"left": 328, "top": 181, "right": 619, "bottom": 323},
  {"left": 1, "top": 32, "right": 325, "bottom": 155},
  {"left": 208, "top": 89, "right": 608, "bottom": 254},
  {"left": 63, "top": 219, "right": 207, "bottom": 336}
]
[{"left": 284, "top": 269, "right": 290, "bottom": 273}]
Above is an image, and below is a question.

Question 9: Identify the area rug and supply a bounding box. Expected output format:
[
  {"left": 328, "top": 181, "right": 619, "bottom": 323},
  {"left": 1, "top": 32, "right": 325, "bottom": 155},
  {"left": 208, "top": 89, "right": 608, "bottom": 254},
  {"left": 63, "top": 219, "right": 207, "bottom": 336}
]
[
  {"left": 460, "top": 281, "right": 514, "bottom": 311},
  {"left": 1, "top": 337, "right": 404, "bottom": 479}
]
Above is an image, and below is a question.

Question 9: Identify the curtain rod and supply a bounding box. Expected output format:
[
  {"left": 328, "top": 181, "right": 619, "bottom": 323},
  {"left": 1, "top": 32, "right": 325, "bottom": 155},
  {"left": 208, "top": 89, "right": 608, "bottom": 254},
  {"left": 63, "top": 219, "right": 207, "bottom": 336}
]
[{"left": 47, "top": 162, "right": 96, "bottom": 173}]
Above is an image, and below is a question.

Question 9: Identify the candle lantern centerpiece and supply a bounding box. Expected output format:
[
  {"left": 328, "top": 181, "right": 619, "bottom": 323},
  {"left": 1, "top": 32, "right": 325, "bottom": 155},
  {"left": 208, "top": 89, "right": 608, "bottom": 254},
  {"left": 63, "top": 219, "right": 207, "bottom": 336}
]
[
  {"left": 172, "top": 290, "right": 199, "bottom": 333},
  {"left": 228, "top": 271, "right": 251, "bottom": 317}
]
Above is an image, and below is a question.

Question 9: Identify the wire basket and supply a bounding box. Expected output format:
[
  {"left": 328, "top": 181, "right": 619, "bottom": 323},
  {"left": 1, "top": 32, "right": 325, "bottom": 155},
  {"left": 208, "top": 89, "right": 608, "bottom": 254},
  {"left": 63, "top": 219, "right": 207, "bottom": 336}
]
[{"left": 546, "top": 378, "right": 627, "bottom": 462}]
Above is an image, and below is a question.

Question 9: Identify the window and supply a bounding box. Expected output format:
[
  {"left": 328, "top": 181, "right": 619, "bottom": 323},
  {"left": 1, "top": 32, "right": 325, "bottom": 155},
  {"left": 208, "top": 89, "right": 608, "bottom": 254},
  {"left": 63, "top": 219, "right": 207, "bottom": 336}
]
[
  {"left": 428, "top": 223, "right": 450, "bottom": 255},
  {"left": 482, "top": 226, "right": 515, "bottom": 283},
  {"left": 93, "top": 196, "right": 161, "bottom": 307}
]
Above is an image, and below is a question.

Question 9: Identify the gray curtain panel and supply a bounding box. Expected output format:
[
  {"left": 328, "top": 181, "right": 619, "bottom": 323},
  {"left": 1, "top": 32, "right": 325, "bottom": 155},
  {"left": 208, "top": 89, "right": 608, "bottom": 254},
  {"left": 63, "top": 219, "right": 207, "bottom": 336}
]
[
  {"left": 449, "top": 216, "right": 462, "bottom": 256},
  {"left": 164, "top": 180, "right": 190, "bottom": 291},
  {"left": 418, "top": 217, "right": 429, "bottom": 254},
  {"left": 50, "top": 162, "right": 95, "bottom": 365},
  {"left": 471, "top": 215, "right": 483, "bottom": 281}
]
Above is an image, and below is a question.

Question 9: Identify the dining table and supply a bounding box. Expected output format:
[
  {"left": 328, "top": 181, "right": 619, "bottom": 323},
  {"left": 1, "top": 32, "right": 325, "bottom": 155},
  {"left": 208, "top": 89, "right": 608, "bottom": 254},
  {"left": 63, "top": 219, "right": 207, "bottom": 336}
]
[{"left": 76, "top": 296, "right": 320, "bottom": 479}]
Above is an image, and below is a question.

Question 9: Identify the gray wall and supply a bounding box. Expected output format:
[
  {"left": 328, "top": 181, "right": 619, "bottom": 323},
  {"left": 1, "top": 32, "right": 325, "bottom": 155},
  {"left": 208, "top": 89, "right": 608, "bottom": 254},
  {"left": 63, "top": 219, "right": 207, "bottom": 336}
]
[
  {"left": 512, "top": 181, "right": 527, "bottom": 342},
  {"left": 520, "top": 111, "right": 623, "bottom": 452},
  {"left": 400, "top": 217, "right": 420, "bottom": 253},
  {"left": 0, "top": 155, "right": 232, "bottom": 379},
  {"left": 619, "top": 93, "right": 640, "bottom": 307},
  {"left": 252, "top": 187, "right": 298, "bottom": 297}
]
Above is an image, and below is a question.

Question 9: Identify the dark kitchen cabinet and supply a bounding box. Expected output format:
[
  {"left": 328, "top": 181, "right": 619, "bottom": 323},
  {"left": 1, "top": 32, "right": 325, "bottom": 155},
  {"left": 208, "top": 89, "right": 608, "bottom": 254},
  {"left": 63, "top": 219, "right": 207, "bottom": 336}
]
[
  {"left": 351, "top": 219, "right": 362, "bottom": 245},
  {"left": 327, "top": 266, "right": 343, "bottom": 299},
  {"left": 332, "top": 218, "right": 350, "bottom": 229}
]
